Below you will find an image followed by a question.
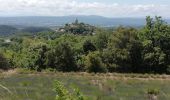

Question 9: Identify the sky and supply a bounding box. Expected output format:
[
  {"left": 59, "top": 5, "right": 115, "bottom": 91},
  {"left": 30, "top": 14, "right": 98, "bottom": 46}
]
[{"left": 0, "top": 0, "right": 169, "bottom": 18}]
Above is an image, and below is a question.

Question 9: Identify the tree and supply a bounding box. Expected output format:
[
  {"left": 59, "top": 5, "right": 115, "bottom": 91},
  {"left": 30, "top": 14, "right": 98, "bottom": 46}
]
[
  {"left": 22, "top": 42, "right": 49, "bottom": 70},
  {"left": 35, "top": 45, "right": 48, "bottom": 71},
  {"left": 85, "top": 51, "right": 107, "bottom": 73},
  {"left": 83, "top": 40, "right": 96, "bottom": 54},
  {"left": 129, "top": 37, "right": 143, "bottom": 73},
  {"left": 106, "top": 27, "right": 143, "bottom": 72},
  {"left": 0, "top": 53, "right": 10, "bottom": 70},
  {"left": 94, "top": 29, "right": 110, "bottom": 50},
  {"left": 139, "top": 16, "right": 170, "bottom": 73},
  {"left": 54, "top": 42, "right": 77, "bottom": 72}
]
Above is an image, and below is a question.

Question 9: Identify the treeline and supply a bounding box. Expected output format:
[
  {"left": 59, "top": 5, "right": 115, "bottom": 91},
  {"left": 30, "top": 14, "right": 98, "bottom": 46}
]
[
  {"left": 0, "top": 25, "right": 53, "bottom": 36},
  {"left": 0, "top": 25, "right": 18, "bottom": 35},
  {"left": 0, "top": 16, "right": 170, "bottom": 74}
]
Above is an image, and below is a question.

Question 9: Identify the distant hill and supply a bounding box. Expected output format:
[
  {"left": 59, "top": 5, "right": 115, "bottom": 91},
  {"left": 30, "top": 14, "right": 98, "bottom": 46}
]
[
  {"left": 21, "top": 27, "right": 53, "bottom": 33},
  {"left": 0, "top": 25, "right": 18, "bottom": 35},
  {"left": 0, "top": 25, "right": 53, "bottom": 36},
  {"left": 0, "top": 15, "right": 169, "bottom": 27}
]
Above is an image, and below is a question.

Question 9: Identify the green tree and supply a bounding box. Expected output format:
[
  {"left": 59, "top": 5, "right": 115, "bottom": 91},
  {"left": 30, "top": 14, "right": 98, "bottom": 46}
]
[
  {"left": 83, "top": 40, "right": 96, "bottom": 54},
  {"left": 35, "top": 45, "right": 49, "bottom": 71},
  {"left": 85, "top": 51, "right": 107, "bottom": 73},
  {"left": 54, "top": 42, "right": 77, "bottom": 72},
  {"left": 94, "top": 29, "right": 110, "bottom": 50},
  {"left": 106, "top": 27, "right": 143, "bottom": 72},
  {"left": 0, "top": 53, "right": 10, "bottom": 70},
  {"left": 139, "top": 16, "right": 170, "bottom": 73}
]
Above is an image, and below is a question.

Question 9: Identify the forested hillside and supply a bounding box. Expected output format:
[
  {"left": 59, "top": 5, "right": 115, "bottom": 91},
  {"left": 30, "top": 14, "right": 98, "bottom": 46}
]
[
  {"left": 0, "top": 25, "right": 18, "bottom": 35},
  {"left": 0, "top": 16, "right": 170, "bottom": 74},
  {"left": 0, "top": 26, "right": 53, "bottom": 36}
]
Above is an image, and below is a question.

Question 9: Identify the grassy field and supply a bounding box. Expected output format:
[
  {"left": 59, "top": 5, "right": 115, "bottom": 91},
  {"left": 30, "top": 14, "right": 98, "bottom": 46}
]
[{"left": 0, "top": 69, "right": 170, "bottom": 100}]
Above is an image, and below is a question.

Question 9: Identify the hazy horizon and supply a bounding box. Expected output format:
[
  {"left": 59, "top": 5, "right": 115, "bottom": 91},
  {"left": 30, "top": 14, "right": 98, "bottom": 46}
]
[{"left": 0, "top": 15, "right": 170, "bottom": 19}]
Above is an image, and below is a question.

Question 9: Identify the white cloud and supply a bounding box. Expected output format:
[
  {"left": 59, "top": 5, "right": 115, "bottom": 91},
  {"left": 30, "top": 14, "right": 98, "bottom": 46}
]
[{"left": 0, "top": 0, "right": 169, "bottom": 17}]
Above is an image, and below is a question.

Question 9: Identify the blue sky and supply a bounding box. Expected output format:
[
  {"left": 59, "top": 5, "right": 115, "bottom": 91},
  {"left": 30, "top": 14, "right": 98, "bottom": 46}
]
[{"left": 0, "top": 0, "right": 169, "bottom": 18}]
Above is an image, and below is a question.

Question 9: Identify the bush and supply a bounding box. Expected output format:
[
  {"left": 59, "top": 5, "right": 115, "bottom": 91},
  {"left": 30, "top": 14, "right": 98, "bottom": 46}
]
[
  {"left": 147, "top": 88, "right": 159, "bottom": 100},
  {"left": 85, "top": 51, "right": 107, "bottom": 73},
  {"left": 53, "top": 80, "right": 85, "bottom": 100},
  {"left": 83, "top": 40, "right": 96, "bottom": 54},
  {"left": 166, "top": 65, "right": 170, "bottom": 74},
  {"left": 0, "top": 53, "right": 10, "bottom": 70},
  {"left": 106, "top": 64, "right": 119, "bottom": 72},
  {"left": 147, "top": 88, "right": 159, "bottom": 95},
  {"left": 54, "top": 42, "right": 77, "bottom": 72}
]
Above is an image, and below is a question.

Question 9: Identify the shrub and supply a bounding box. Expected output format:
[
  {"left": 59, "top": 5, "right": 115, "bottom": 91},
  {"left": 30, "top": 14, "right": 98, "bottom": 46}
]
[
  {"left": 85, "top": 51, "right": 107, "bottom": 73},
  {"left": 147, "top": 88, "right": 159, "bottom": 95},
  {"left": 0, "top": 53, "right": 10, "bottom": 70},
  {"left": 53, "top": 80, "right": 85, "bottom": 100},
  {"left": 54, "top": 42, "right": 77, "bottom": 72},
  {"left": 83, "top": 40, "right": 96, "bottom": 54},
  {"left": 166, "top": 65, "right": 170, "bottom": 74},
  {"left": 147, "top": 88, "right": 159, "bottom": 100}
]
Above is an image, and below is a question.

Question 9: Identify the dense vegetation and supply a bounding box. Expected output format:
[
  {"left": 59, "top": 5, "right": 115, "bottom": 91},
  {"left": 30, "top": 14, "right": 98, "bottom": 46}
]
[
  {"left": 0, "top": 25, "right": 18, "bottom": 35},
  {"left": 21, "top": 27, "right": 53, "bottom": 34},
  {"left": 0, "top": 25, "right": 53, "bottom": 36},
  {"left": 0, "top": 16, "right": 170, "bottom": 74}
]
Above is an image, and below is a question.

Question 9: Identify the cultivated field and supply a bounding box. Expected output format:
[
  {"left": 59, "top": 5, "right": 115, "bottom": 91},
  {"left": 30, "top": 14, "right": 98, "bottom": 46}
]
[{"left": 0, "top": 69, "right": 170, "bottom": 100}]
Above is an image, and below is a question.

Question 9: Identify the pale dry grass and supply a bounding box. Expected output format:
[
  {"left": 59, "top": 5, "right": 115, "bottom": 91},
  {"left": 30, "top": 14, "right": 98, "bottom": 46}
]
[{"left": 1, "top": 68, "right": 170, "bottom": 81}]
